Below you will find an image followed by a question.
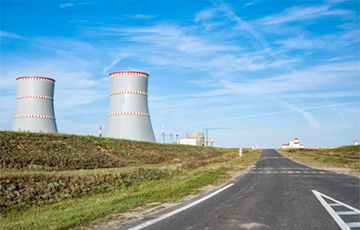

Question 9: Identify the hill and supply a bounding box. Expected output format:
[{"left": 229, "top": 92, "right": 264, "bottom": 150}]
[
  {"left": 1, "top": 131, "right": 240, "bottom": 170},
  {"left": 0, "top": 131, "right": 260, "bottom": 230}
]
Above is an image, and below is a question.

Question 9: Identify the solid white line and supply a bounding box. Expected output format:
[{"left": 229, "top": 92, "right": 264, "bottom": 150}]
[
  {"left": 337, "top": 211, "right": 359, "bottom": 215},
  {"left": 329, "top": 203, "right": 342, "bottom": 207},
  {"left": 347, "top": 222, "right": 360, "bottom": 228},
  {"left": 312, "top": 190, "right": 360, "bottom": 230},
  {"left": 127, "top": 183, "right": 234, "bottom": 230}
]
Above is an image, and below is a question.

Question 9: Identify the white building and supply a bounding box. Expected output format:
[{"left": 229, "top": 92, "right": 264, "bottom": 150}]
[
  {"left": 177, "top": 132, "right": 205, "bottom": 146},
  {"left": 177, "top": 139, "right": 202, "bottom": 146},
  {"left": 355, "top": 140, "right": 359, "bottom": 146},
  {"left": 282, "top": 138, "right": 304, "bottom": 149}
]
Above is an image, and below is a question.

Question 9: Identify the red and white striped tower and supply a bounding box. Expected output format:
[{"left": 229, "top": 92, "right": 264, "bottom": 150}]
[
  {"left": 103, "top": 71, "right": 155, "bottom": 142},
  {"left": 12, "top": 76, "right": 58, "bottom": 133}
]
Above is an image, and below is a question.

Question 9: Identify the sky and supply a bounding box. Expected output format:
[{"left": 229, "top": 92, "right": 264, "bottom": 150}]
[{"left": 0, "top": 0, "right": 359, "bottom": 148}]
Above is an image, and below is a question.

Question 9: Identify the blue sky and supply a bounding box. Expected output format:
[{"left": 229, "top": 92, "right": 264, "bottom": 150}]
[{"left": 1, "top": 0, "right": 359, "bottom": 148}]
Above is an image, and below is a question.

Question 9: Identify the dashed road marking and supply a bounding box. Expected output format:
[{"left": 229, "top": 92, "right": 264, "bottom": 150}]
[{"left": 312, "top": 190, "right": 360, "bottom": 230}]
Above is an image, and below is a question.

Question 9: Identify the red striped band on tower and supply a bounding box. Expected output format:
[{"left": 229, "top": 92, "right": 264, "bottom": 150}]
[
  {"left": 17, "top": 95, "right": 54, "bottom": 100},
  {"left": 16, "top": 77, "right": 56, "bottom": 82},
  {"left": 109, "top": 71, "right": 149, "bottom": 78},
  {"left": 108, "top": 112, "right": 149, "bottom": 116},
  {"left": 14, "top": 115, "right": 56, "bottom": 119},
  {"left": 110, "top": 91, "right": 148, "bottom": 96}
]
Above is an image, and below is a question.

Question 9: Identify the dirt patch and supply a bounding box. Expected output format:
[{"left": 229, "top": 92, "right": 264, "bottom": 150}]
[{"left": 313, "top": 165, "right": 360, "bottom": 178}]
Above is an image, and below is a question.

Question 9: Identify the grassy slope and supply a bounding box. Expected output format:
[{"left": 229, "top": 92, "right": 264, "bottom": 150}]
[
  {"left": 1, "top": 131, "right": 236, "bottom": 170},
  {"left": 277, "top": 146, "right": 360, "bottom": 170},
  {"left": 0, "top": 131, "right": 261, "bottom": 230}
]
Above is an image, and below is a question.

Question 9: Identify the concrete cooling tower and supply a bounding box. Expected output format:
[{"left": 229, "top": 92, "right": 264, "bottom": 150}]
[
  {"left": 12, "top": 76, "right": 58, "bottom": 133},
  {"left": 104, "top": 71, "right": 156, "bottom": 142}
]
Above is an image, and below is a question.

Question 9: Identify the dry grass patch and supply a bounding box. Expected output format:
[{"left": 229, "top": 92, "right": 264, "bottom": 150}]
[{"left": 278, "top": 146, "right": 359, "bottom": 170}]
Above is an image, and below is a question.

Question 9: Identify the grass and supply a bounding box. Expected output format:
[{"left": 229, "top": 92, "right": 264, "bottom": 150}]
[
  {"left": 277, "top": 146, "right": 360, "bottom": 170},
  {"left": 1, "top": 167, "right": 226, "bottom": 230},
  {"left": 1, "top": 131, "right": 235, "bottom": 170},
  {"left": 0, "top": 131, "right": 261, "bottom": 230}
]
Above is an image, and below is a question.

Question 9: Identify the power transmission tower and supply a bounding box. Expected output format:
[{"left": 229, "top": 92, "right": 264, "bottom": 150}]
[{"left": 161, "top": 125, "right": 176, "bottom": 143}]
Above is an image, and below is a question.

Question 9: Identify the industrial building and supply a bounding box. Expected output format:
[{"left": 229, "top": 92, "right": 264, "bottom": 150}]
[
  {"left": 177, "top": 132, "right": 205, "bottom": 146},
  {"left": 103, "top": 71, "right": 156, "bottom": 142},
  {"left": 282, "top": 138, "right": 304, "bottom": 149},
  {"left": 12, "top": 76, "right": 58, "bottom": 133}
]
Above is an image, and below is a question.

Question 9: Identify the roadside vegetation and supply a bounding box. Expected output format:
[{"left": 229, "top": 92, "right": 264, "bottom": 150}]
[
  {"left": 0, "top": 131, "right": 261, "bottom": 230},
  {"left": 277, "top": 146, "right": 360, "bottom": 170}
]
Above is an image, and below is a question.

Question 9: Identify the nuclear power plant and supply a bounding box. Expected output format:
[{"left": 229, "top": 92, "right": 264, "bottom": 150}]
[
  {"left": 12, "top": 76, "right": 58, "bottom": 133},
  {"left": 103, "top": 71, "right": 156, "bottom": 142}
]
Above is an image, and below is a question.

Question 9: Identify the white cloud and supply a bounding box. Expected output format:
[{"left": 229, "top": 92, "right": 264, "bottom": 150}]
[
  {"left": 98, "top": 22, "right": 297, "bottom": 76},
  {"left": 243, "top": 1, "right": 258, "bottom": 8},
  {"left": 104, "top": 24, "right": 241, "bottom": 56},
  {"left": 326, "top": 55, "right": 354, "bottom": 62},
  {"left": 258, "top": 4, "right": 355, "bottom": 25},
  {"left": 0, "top": 30, "right": 22, "bottom": 39},
  {"left": 102, "top": 53, "right": 132, "bottom": 74},
  {"left": 195, "top": 7, "right": 221, "bottom": 23},
  {"left": 164, "top": 60, "right": 358, "bottom": 108},
  {"left": 276, "top": 36, "right": 324, "bottom": 49},
  {"left": 69, "top": 20, "right": 89, "bottom": 23},
  {"left": 60, "top": 2, "right": 90, "bottom": 8},
  {"left": 186, "top": 102, "right": 359, "bottom": 126},
  {"left": 276, "top": 30, "right": 359, "bottom": 50},
  {"left": 195, "top": 2, "right": 267, "bottom": 46},
  {"left": 60, "top": 3, "right": 74, "bottom": 8},
  {"left": 283, "top": 103, "right": 322, "bottom": 131},
  {"left": 114, "top": 14, "right": 154, "bottom": 20}
]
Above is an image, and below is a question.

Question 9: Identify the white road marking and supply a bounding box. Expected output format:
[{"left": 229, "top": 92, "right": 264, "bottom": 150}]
[
  {"left": 312, "top": 190, "right": 360, "bottom": 230},
  {"left": 330, "top": 203, "right": 343, "bottom": 207},
  {"left": 337, "top": 211, "right": 360, "bottom": 215},
  {"left": 127, "top": 183, "right": 234, "bottom": 230},
  {"left": 347, "top": 223, "right": 360, "bottom": 228}
]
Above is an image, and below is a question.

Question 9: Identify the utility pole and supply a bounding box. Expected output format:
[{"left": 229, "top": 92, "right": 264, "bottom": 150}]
[
  {"left": 161, "top": 125, "right": 176, "bottom": 143},
  {"left": 162, "top": 125, "right": 165, "bottom": 144},
  {"left": 200, "top": 127, "right": 230, "bottom": 146}
]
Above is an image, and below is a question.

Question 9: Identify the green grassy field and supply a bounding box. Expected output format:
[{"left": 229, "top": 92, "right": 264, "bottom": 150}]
[
  {"left": 277, "top": 146, "right": 360, "bottom": 170},
  {"left": 0, "top": 131, "right": 261, "bottom": 230}
]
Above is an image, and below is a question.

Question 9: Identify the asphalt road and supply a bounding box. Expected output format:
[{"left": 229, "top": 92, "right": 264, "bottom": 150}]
[{"left": 118, "top": 149, "right": 360, "bottom": 230}]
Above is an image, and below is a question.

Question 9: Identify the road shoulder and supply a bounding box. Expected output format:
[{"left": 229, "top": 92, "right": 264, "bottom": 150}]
[{"left": 81, "top": 166, "right": 252, "bottom": 230}]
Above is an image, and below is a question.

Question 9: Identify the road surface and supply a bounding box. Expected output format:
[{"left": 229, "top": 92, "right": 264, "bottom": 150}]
[{"left": 118, "top": 149, "right": 360, "bottom": 230}]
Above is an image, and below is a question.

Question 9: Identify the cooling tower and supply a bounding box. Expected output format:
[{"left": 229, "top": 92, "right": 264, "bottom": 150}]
[
  {"left": 12, "top": 76, "right": 58, "bottom": 133},
  {"left": 103, "top": 71, "right": 156, "bottom": 142}
]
